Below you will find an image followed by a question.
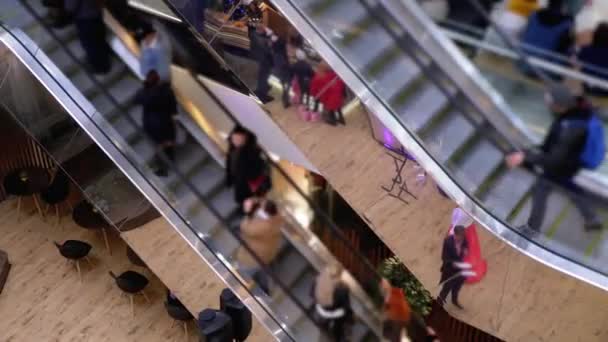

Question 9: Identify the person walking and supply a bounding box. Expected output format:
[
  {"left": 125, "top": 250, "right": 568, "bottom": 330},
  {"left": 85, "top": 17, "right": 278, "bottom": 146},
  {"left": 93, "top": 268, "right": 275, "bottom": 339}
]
[
  {"left": 575, "top": 22, "right": 608, "bottom": 94},
  {"left": 270, "top": 34, "right": 292, "bottom": 108},
  {"left": 519, "top": 0, "right": 574, "bottom": 74},
  {"left": 380, "top": 277, "right": 411, "bottom": 342},
  {"left": 135, "top": 70, "right": 178, "bottom": 177},
  {"left": 438, "top": 225, "right": 468, "bottom": 310},
  {"left": 248, "top": 23, "right": 274, "bottom": 103},
  {"left": 237, "top": 198, "right": 284, "bottom": 295},
  {"left": 65, "top": 0, "right": 112, "bottom": 74},
  {"left": 506, "top": 84, "right": 604, "bottom": 234},
  {"left": 137, "top": 23, "right": 172, "bottom": 82},
  {"left": 310, "top": 62, "right": 346, "bottom": 125},
  {"left": 312, "top": 265, "right": 352, "bottom": 342},
  {"left": 290, "top": 48, "right": 314, "bottom": 107},
  {"left": 225, "top": 126, "right": 271, "bottom": 209}
]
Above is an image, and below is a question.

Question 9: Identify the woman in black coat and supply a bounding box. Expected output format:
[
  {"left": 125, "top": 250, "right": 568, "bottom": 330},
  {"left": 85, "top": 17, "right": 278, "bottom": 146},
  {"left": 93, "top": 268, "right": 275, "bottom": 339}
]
[
  {"left": 225, "top": 126, "right": 270, "bottom": 208},
  {"left": 438, "top": 225, "right": 468, "bottom": 309},
  {"left": 136, "top": 70, "right": 178, "bottom": 177}
]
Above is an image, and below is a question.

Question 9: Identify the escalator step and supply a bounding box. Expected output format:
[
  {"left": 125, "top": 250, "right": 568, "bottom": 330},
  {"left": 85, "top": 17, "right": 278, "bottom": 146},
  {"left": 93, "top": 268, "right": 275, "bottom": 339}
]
[
  {"left": 210, "top": 226, "right": 240, "bottom": 260},
  {"left": 423, "top": 112, "right": 475, "bottom": 163},
  {"left": 367, "top": 53, "right": 422, "bottom": 102},
  {"left": 452, "top": 139, "right": 503, "bottom": 194},
  {"left": 481, "top": 168, "right": 535, "bottom": 220},
  {"left": 395, "top": 81, "right": 448, "bottom": 132}
]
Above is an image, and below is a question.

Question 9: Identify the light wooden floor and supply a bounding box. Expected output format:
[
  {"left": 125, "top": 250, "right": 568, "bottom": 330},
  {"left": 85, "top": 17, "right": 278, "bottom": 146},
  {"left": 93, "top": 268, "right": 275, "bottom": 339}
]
[
  {"left": 0, "top": 199, "right": 199, "bottom": 342},
  {"left": 265, "top": 100, "right": 608, "bottom": 342}
]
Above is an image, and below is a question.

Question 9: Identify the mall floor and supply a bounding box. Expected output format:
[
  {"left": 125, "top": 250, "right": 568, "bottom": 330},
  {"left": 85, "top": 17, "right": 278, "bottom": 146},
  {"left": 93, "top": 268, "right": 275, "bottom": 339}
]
[{"left": 0, "top": 199, "right": 198, "bottom": 342}]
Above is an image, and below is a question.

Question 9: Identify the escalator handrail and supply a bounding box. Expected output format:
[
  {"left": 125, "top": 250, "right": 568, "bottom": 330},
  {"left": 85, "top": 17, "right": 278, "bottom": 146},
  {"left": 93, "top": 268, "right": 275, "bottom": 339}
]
[
  {"left": 262, "top": 0, "right": 608, "bottom": 290},
  {"left": 160, "top": 0, "right": 387, "bottom": 297},
  {"left": 442, "top": 27, "right": 608, "bottom": 95},
  {"left": 0, "top": 17, "right": 310, "bottom": 341}
]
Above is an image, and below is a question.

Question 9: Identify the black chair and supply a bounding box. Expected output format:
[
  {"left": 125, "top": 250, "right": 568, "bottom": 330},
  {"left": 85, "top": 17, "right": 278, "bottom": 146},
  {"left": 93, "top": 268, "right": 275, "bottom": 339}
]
[
  {"left": 41, "top": 171, "right": 71, "bottom": 226},
  {"left": 54, "top": 240, "right": 92, "bottom": 282},
  {"left": 165, "top": 294, "right": 194, "bottom": 341},
  {"left": 109, "top": 270, "right": 150, "bottom": 317}
]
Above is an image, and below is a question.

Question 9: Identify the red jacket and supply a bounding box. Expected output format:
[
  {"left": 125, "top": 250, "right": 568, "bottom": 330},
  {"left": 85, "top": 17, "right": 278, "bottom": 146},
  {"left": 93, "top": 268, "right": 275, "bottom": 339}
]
[{"left": 310, "top": 70, "right": 346, "bottom": 111}]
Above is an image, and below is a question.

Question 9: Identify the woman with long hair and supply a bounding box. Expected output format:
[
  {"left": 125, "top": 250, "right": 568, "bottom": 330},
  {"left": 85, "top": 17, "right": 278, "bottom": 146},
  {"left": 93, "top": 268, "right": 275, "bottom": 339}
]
[{"left": 225, "top": 126, "right": 271, "bottom": 209}]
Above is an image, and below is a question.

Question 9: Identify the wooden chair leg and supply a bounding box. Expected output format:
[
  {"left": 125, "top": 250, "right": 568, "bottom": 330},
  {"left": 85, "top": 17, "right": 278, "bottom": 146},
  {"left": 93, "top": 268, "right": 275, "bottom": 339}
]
[
  {"left": 16, "top": 197, "right": 22, "bottom": 222},
  {"left": 84, "top": 256, "right": 93, "bottom": 268},
  {"left": 45, "top": 204, "right": 51, "bottom": 215},
  {"left": 101, "top": 229, "right": 111, "bottom": 255},
  {"left": 75, "top": 260, "right": 82, "bottom": 283},
  {"left": 170, "top": 320, "right": 177, "bottom": 329},
  {"left": 141, "top": 290, "right": 151, "bottom": 304},
  {"left": 55, "top": 205, "right": 60, "bottom": 226},
  {"left": 183, "top": 321, "right": 188, "bottom": 340},
  {"left": 129, "top": 294, "right": 135, "bottom": 317},
  {"left": 33, "top": 195, "right": 44, "bottom": 218}
]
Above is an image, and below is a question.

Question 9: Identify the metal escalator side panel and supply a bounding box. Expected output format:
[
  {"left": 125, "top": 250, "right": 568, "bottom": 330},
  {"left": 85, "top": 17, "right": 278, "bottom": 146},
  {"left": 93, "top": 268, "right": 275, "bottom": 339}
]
[{"left": 0, "top": 26, "right": 294, "bottom": 341}]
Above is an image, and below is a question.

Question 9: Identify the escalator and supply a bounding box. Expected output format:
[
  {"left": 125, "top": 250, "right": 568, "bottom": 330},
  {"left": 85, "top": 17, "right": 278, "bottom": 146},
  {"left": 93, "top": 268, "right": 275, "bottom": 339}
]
[
  {"left": 0, "top": 16, "right": 384, "bottom": 342},
  {"left": 160, "top": 0, "right": 608, "bottom": 294}
]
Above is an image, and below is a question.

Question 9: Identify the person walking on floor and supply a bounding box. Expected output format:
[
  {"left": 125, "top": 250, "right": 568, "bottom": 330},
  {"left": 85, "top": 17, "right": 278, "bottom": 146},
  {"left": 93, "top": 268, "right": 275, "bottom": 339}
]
[
  {"left": 135, "top": 70, "right": 179, "bottom": 177},
  {"left": 310, "top": 62, "right": 346, "bottom": 126},
  {"left": 237, "top": 198, "right": 284, "bottom": 295},
  {"left": 65, "top": 0, "right": 112, "bottom": 74},
  {"left": 248, "top": 23, "right": 274, "bottom": 103},
  {"left": 438, "top": 225, "right": 468, "bottom": 310},
  {"left": 270, "top": 34, "right": 292, "bottom": 108},
  {"left": 225, "top": 126, "right": 271, "bottom": 210},
  {"left": 290, "top": 48, "right": 315, "bottom": 107},
  {"left": 311, "top": 265, "right": 353, "bottom": 342},
  {"left": 506, "top": 84, "right": 604, "bottom": 235}
]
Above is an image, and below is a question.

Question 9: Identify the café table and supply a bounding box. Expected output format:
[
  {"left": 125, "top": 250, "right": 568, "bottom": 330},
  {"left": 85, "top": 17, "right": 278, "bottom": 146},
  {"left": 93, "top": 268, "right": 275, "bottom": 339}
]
[{"left": 3, "top": 167, "right": 50, "bottom": 220}]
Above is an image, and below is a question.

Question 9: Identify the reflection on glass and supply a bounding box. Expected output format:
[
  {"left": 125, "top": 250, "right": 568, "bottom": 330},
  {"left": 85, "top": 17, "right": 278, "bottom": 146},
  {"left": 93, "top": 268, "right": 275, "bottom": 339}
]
[{"left": 163, "top": 0, "right": 608, "bottom": 280}]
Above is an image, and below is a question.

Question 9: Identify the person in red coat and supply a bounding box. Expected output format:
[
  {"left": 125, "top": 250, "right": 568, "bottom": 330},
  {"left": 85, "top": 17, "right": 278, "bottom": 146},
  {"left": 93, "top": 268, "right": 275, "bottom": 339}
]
[{"left": 310, "top": 62, "right": 346, "bottom": 125}]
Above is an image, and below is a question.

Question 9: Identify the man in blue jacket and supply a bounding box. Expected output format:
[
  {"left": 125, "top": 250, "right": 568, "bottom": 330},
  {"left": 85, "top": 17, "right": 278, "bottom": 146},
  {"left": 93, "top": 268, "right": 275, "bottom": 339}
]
[{"left": 506, "top": 84, "right": 602, "bottom": 235}]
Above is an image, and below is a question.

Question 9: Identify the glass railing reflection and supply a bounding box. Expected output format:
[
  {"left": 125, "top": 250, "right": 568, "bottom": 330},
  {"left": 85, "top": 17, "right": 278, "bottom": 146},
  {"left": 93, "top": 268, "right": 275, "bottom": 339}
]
[
  {"left": 158, "top": 0, "right": 608, "bottom": 281},
  {"left": 0, "top": 23, "right": 328, "bottom": 341}
]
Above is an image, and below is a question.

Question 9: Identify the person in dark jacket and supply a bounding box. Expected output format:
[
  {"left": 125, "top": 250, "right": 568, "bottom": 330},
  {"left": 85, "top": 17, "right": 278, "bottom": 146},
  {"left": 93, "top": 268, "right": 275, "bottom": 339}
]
[
  {"left": 312, "top": 265, "right": 352, "bottom": 342},
  {"left": 42, "top": 0, "right": 71, "bottom": 28},
  {"left": 438, "top": 225, "right": 468, "bottom": 309},
  {"left": 506, "top": 84, "right": 602, "bottom": 234},
  {"left": 291, "top": 49, "right": 315, "bottom": 107},
  {"left": 519, "top": 0, "right": 574, "bottom": 75},
  {"left": 65, "top": 0, "right": 112, "bottom": 74},
  {"left": 136, "top": 70, "right": 178, "bottom": 177},
  {"left": 225, "top": 126, "right": 270, "bottom": 209},
  {"left": 270, "top": 34, "right": 292, "bottom": 108},
  {"left": 248, "top": 23, "right": 274, "bottom": 103},
  {"left": 576, "top": 22, "right": 608, "bottom": 94}
]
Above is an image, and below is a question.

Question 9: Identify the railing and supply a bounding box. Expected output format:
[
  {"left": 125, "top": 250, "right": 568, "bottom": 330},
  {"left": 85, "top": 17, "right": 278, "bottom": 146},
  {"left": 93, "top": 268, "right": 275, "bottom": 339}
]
[
  {"left": 0, "top": 22, "right": 320, "bottom": 340},
  {"left": 174, "top": 0, "right": 608, "bottom": 291},
  {"left": 160, "top": 0, "right": 390, "bottom": 303}
]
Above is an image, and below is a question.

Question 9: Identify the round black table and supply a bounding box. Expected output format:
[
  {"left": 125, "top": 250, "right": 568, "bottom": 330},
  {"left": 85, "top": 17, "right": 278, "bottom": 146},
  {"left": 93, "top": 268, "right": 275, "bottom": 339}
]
[
  {"left": 3, "top": 167, "right": 50, "bottom": 219},
  {"left": 72, "top": 200, "right": 112, "bottom": 254}
]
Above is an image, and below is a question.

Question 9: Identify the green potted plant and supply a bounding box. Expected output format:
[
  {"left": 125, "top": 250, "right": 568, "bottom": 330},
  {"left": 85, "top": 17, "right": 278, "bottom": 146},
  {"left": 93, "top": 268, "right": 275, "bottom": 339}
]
[{"left": 379, "top": 256, "right": 433, "bottom": 316}]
